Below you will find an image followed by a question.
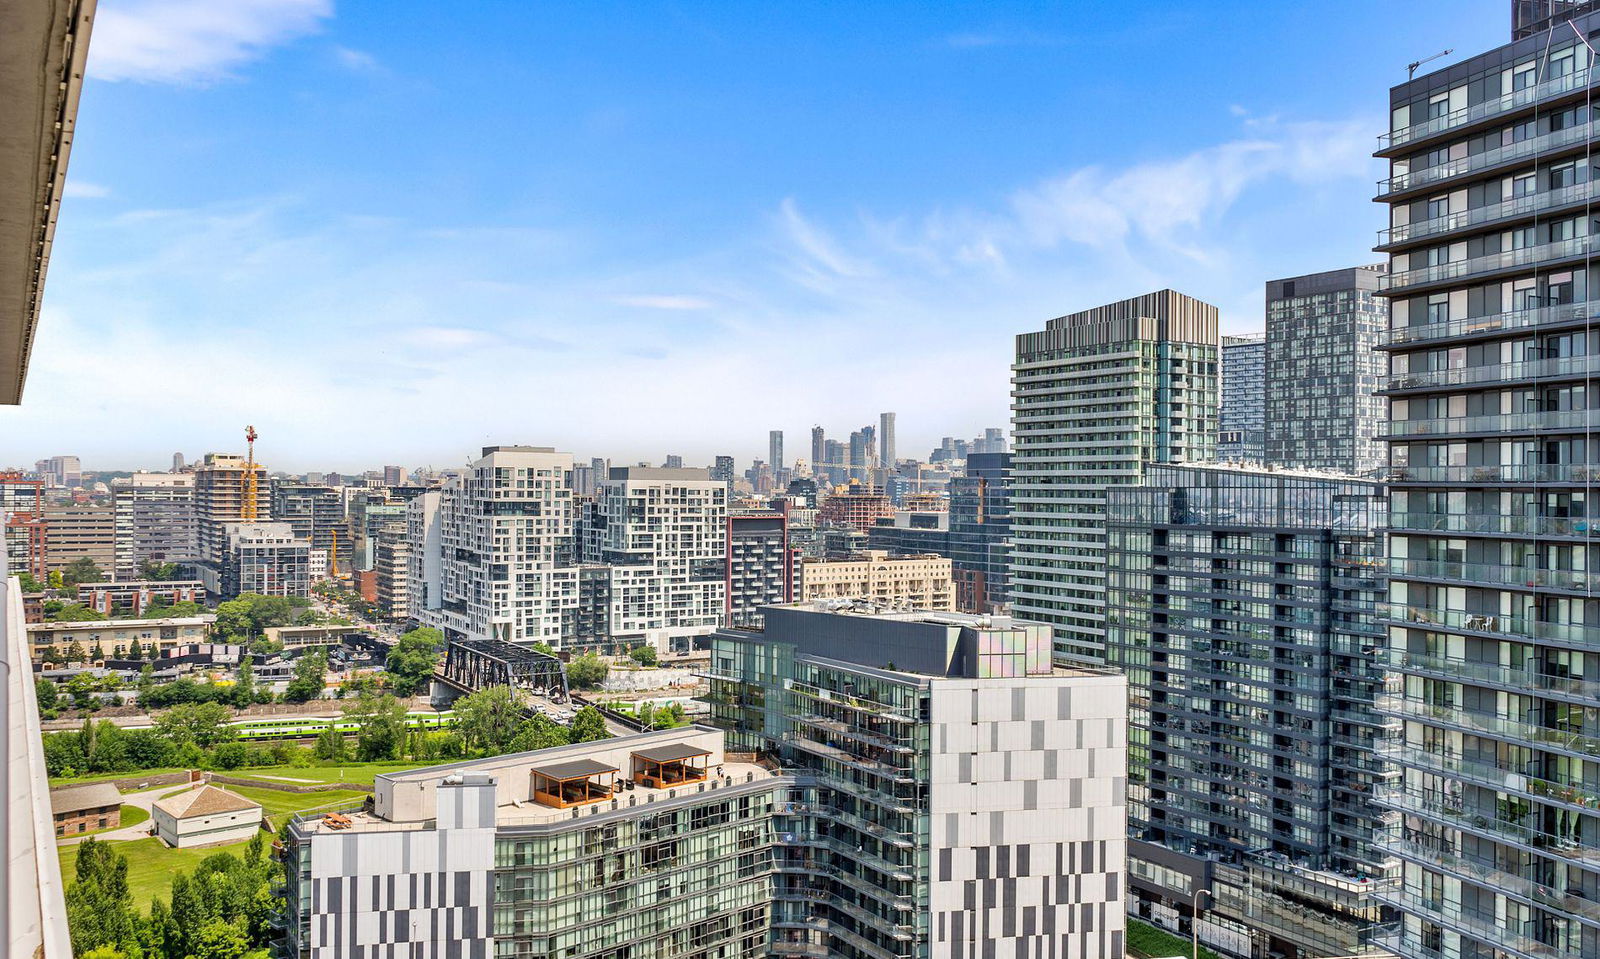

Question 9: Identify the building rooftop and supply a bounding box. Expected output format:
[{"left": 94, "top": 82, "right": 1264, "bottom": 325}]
[
  {"left": 49, "top": 782, "right": 121, "bottom": 816},
  {"left": 1153, "top": 460, "right": 1381, "bottom": 484},
  {"left": 27, "top": 615, "right": 215, "bottom": 632},
  {"left": 153, "top": 784, "right": 260, "bottom": 820}
]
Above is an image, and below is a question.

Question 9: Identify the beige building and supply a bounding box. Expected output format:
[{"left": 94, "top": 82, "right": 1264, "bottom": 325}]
[
  {"left": 152, "top": 784, "right": 262, "bottom": 848},
  {"left": 41, "top": 504, "right": 114, "bottom": 574},
  {"left": 27, "top": 614, "right": 214, "bottom": 662},
  {"left": 795, "top": 550, "right": 955, "bottom": 610}
]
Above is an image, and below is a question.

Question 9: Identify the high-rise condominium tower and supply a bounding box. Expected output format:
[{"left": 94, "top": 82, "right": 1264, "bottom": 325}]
[
  {"left": 768, "top": 430, "right": 783, "bottom": 473},
  {"left": 1374, "top": 14, "right": 1600, "bottom": 959},
  {"left": 112, "top": 472, "right": 194, "bottom": 579},
  {"left": 810, "top": 425, "right": 825, "bottom": 474},
  {"left": 192, "top": 453, "right": 271, "bottom": 567},
  {"left": 1218, "top": 333, "right": 1265, "bottom": 462},
  {"left": 409, "top": 446, "right": 578, "bottom": 645},
  {"left": 1011, "top": 290, "right": 1218, "bottom": 663},
  {"left": 879, "top": 411, "right": 896, "bottom": 467},
  {"left": 1265, "top": 265, "right": 1388, "bottom": 475}
]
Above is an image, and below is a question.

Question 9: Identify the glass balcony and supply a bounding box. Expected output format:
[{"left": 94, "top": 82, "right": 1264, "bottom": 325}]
[
  {"left": 1380, "top": 181, "right": 1600, "bottom": 246},
  {"left": 1381, "top": 68, "right": 1600, "bottom": 150},
  {"left": 1386, "top": 408, "right": 1597, "bottom": 438},
  {"left": 1380, "top": 234, "right": 1598, "bottom": 292},
  {"left": 1384, "top": 605, "right": 1600, "bottom": 651},
  {"left": 1378, "top": 120, "right": 1599, "bottom": 197},
  {"left": 1383, "top": 353, "right": 1600, "bottom": 393},
  {"left": 1389, "top": 648, "right": 1600, "bottom": 703},
  {"left": 1377, "top": 693, "right": 1600, "bottom": 758},
  {"left": 1376, "top": 783, "right": 1600, "bottom": 863},
  {"left": 1379, "top": 834, "right": 1600, "bottom": 926},
  {"left": 1373, "top": 741, "right": 1600, "bottom": 816},
  {"left": 1371, "top": 886, "right": 1571, "bottom": 959},
  {"left": 1386, "top": 463, "right": 1600, "bottom": 485},
  {"left": 1385, "top": 300, "right": 1599, "bottom": 348},
  {"left": 1389, "top": 557, "right": 1600, "bottom": 593}
]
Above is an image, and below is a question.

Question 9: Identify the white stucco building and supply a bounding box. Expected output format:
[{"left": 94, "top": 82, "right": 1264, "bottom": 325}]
[{"left": 151, "top": 784, "right": 263, "bottom": 848}]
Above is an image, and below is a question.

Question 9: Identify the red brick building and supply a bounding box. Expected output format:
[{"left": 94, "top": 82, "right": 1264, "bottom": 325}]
[{"left": 49, "top": 782, "right": 122, "bottom": 837}]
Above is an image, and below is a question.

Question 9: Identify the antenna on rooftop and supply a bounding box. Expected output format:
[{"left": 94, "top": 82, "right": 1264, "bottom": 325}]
[{"left": 1407, "top": 49, "right": 1453, "bottom": 80}]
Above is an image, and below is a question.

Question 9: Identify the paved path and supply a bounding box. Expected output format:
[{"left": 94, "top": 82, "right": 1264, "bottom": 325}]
[{"left": 57, "top": 782, "right": 191, "bottom": 845}]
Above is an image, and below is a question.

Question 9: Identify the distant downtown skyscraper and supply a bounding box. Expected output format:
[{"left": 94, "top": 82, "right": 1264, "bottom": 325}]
[
  {"left": 1218, "top": 332, "right": 1265, "bottom": 462},
  {"left": 879, "top": 411, "right": 896, "bottom": 468},
  {"left": 1373, "top": 11, "right": 1600, "bottom": 959},
  {"left": 810, "top": 425, "right": 824, "bottom": 474},
  {"left": 768, "top": 430, "right": 783, "bottom": 472},
  {"left": 1011, "top": 290, "right": 1218, "bottom": 663},
  {"left": 1265, "top": 265, "right": 1388, "bottom": 475}
]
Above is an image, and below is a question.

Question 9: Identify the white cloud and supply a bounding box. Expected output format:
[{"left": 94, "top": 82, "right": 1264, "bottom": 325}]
[
  {"left": 88, "top": 0, "right": 333, "bottom": 84},
  {"left": 332, "top": 45, "right": 379, "bottom": 73},
  {"left": 613, "top": 294, "right": 714, "bottom": 311},
  {"left": 64, "top": 181, "right": 111, "bottom": 199}
]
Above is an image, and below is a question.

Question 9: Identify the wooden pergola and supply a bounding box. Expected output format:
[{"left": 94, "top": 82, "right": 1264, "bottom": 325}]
[
  {"left": 529, "top": 758, "right": 619, "bottom": 808},
  {"left": 632, "top": 743, "right": 712, "bottom": 789}
]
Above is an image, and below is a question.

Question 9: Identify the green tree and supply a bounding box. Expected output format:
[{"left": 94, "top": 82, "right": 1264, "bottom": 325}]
[
  {"left": 60, "top": 556, "right": 106, "bottom": 590},
  {"left": 232, "top": 659, "right": 256, "bottom": 708},
  {"left": 166, "top": 872, "right": 203, "bottom": 959},
  {"left": 312, "top": 723, "right": 347, "bottom": 761},
  {"left": 45, "top": 601, "right": 107, "bottom": 622},
  {"left": 509, "top": 714, "right": 570, "bottom": 752},
  {"left": 144, "top": 600, "right": 203, "bottom": 619},
  {"left": 569, "top": 706, "right": 611, "bottom": 743},
  {"left": 385, "top": 626, "right": 443, "bottom": 696},
  {"left": 211, "top": 741, "right": 249, "bottom": 769},
  {"left": 283, "top": 650, "right": 327, "bottom": 703},
  {"left": 64, "top": 838, "right": 138, "bottom": 956},
  {"left": 343, "top": 692, "right": 408, "bottom": 761},
  {"left": 34, "top": 677, "right": 58, "bottom": 710},
  {"left": 155, "top": 701, "right": 236, "bottom": 747},
  {"left": 627, "top": 645, "right": 658, "bottom": 667},
  {"left": 15, "top": 571, "right": 46, "bottom": 592},
  {"left": 565, "top": 652, "right": 610, "bottom": 689},
  {"left": 127, "top": 638, "right": 143, "bottom": 661},
  {"left": 455, "top": 685, "right": 526, "bottom": 755},
  {"left": 138, "top": 560, "right": 183, "bottom": 581}
]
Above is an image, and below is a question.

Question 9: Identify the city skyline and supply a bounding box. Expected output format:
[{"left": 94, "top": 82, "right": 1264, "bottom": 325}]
[{"left": 0, "top": 0, "right": 1505, "bottom": 465}]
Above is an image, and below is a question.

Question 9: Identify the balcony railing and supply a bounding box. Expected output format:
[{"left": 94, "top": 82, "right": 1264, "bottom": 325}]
[
  {"left": 1376, "top": 783, "right": 1600, "bottom": 861},
  {"left": 1377, "top": 694, "right": 1600, "bottom": 758},
  {"left": 1389, "top": 511, "right": 1600, "bottom": 538},
  {"left": 1388, "top": 648, "right": 1600, "bottom": 702},
  {"left": 1374, "top": 741, "right": 1600, "bottom": 815},
  {"left": 1385, "top": 300, "right": 1599, "bottom": 347},
  {"left": 1383, "top": 353, "right": 1600, "bottom": 393},
  {"left": 1378, "top": 120, "right": 1599, "bottom": 197},
  {"left": 1381, "top": 68, "right": 1600, "bottom": 150},
  {"left": 1380, "top": 234, "right": 1598, "bottom": 292},
  {"left": 1371, "top": 886, "right": 1569, "bottom": 959},
  {"left": 1386, "top": 463, "right": 1600, "bottom": 485},
  {"left": 1379, "top": 834, "right": 1600, "bottom": 926},
  {"left": 1379, "top": 181, "right": 1600, "bottom": 245},
  {"left": 1388, "top": 557, "right": 1600, "bottom": 593},
  {"left": 1385, "top": 407, "right": 1597, "bottom": 438}
]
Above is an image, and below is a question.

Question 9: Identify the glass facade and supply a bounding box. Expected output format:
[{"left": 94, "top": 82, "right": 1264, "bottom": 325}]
[
  {"left": 1220, "top": 334, "right": 1266, "bottom": 463},
  {"left": 1377, "top": 15, "right": 1600, "bottom": 959},
  {"left": 1012, "top": 291, "right": 1220, "bottom": 664},
  {"left": 946, "top": 452, "right": 1012, "bottom": 613},
  {"left": 1105, "top": 464, "right": 1392, "bottom": 959},
  {"left": 1265, "top": 267, "right": 1389, "bottom": 477}
]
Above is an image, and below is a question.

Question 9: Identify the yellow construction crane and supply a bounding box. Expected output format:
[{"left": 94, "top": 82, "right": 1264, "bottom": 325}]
[
  {"left": 329, "top": 527, "right": 340, "bottom": 579},
  {"left": 242, "top": 425, "right": 259, "bottom": 521}
]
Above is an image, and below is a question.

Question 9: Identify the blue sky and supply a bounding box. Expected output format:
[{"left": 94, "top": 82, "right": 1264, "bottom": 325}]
[{"left": 4, "top": 0, "right": 1506, "bottom": 472}]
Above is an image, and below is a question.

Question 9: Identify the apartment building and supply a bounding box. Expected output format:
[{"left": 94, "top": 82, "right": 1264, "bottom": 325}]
[
  {"left": 193, "top": 453, "right": 271, "bottom": 567},
  {"left": 1264, "top": 266, "right": 1388, "bottom": 476},
  {"left": 1105, "top": 463, "right": 1393, "bottom": 959},
  {"left": 1373, "top": 11, "right": 1600, "bottom": 959},
  {"left": 373, "top": 528, "right": 410, "bottom": 621},
  {"left": 1012, "top": 290, "right": 1219, "bottom": 663},
  {"left": 796, "top": 550, "right": 955, "bottom": 610},
  {"left": 724, "top": 511, "right": 792, "bottom": 629},
  {"left": 28, "top": 615, "right": 214, "bottom": 663},
  {"left": 816, "top": 481, "right": 896, "bottom": 532},
  {"left": 948, "top": 452, "right": 1012, "bottom": 614},
  {"left": 586, "top": 466, "right": 726, "bottom": 653},
  {"left": 78, "top": 580, "right": 204, "bottom": 616},
  {"left": 1219, "top": 333, "right": 1266, "bottom": 463},
  {"left": 112, "top": 472, "right": 194, "bottom": 578},
  {"left": 272, "top": 483, "right": 349, "bottom": 573},
  {"left": 708, "top": 603, "right": 1129, "bottom": 959},
  {"left": 219, "top": 522, "right": 311, "bottom": 599},
  {"left": 410, "top": 447, "right": 579, "bottom": 646},
  {"left": 278, "top": 603, "right": 1132, "bottom": 959},
  {"left": 40, "top": 504, "right": 113, "bottom": 574}
]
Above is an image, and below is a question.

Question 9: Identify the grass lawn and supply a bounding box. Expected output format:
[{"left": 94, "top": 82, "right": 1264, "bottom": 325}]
[
  {"left": 223, "top": 761, "right": 426, "bottom": 786},
  {"left": 1126, "top": 919, "right": 1225, "bottom": 959},
  {"left": 49, "top": 768, "right": 187, "bottom": 787},
  {"left": 58, "top": 836, "right": 257, "bottom": 912},
  {"left": 225, "top": 785, "right": 368, "bottom": 821}
]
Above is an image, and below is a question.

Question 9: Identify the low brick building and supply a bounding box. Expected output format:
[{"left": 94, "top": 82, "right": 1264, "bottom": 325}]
[{"left": 49, "top": 782, "right": 122, "bottom": 837}]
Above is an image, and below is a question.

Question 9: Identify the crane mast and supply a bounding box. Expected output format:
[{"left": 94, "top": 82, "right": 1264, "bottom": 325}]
[{"left": 242, "top": 425, "right": 259, "bottom": 521}]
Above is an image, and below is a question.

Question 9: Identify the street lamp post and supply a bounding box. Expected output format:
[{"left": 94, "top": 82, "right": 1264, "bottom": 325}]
[{"left": 1191, "top": 888, "right": 1213, "bottom": 959}]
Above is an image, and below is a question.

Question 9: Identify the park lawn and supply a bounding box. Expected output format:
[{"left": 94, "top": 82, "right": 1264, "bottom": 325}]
[
  {"left": 225, "top": 785, "right": 368, "bottom": 820},
  {"left": 58, "top": 836, "right": 256, "bottom": 913},
  {"left": 1126, "top": 919, "right": 1225, "bottom": 959},
  {"left": 226, "top": 760, "right": 427, "bottom": 786},
  {"left": 49, "top": 767, "right": 187, "bottom": 787}
]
